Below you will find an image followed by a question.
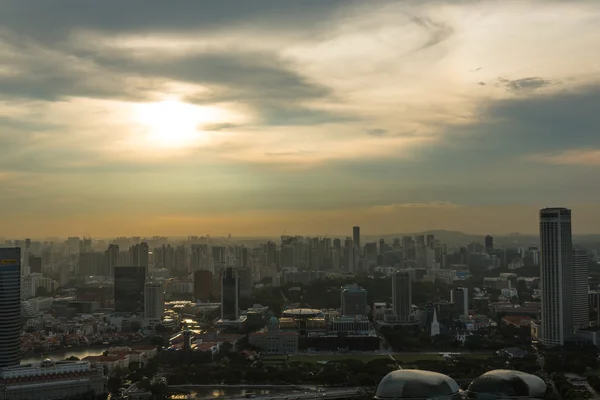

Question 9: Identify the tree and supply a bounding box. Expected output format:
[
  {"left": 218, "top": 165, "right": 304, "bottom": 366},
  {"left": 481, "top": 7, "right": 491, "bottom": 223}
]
[
  {"left": 65, "top": 356, "right": 80, "bottom": 361},
  {"left": 107, "top": 376, "right": 122, "bottom": 393},
  {"left": 150, "top": 336, "right": 165, "bottom": 348}
]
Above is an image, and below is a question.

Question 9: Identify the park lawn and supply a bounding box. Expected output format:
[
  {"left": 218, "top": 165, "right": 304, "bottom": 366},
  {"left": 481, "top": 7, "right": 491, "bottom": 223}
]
[{"left": 288, "top": 353, "right": 493, "bottom": 364}]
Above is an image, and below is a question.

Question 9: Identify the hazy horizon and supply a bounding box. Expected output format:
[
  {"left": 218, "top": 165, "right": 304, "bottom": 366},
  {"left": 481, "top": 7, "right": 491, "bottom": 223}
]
[{"left": 2, "top": 0, "right": 600, "bottom": 238}]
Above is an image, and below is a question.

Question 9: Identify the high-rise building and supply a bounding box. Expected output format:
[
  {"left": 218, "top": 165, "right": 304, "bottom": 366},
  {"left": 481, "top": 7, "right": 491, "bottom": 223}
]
[
  {"left": 0, "top": 248, "right": 21, "bottom": 368},
  {"left": 402, "top": 236, "right": 414, "bottom": 261},
  {"left": 221, "top": 267, "right": 239, "bottom": 320},
  {"left": 105, "top": 244, "right": 119, "bottom": 277},
  {"left": 194, "top": 270, "right": 213, "bottom": 302},
  {"left": 539, "top": 207, "right": 573, "bottom": 347},
  {"left": 485, "top": 235, "right": 494, "bottom": 255},
  {"left": 29, "top": 255, "right": 42, "bottom": 274},
  {"left": 392, "top": 271, "right": 412, "bottom": 323},
  {"left": 352, "top": 226, "right": 361, "bottom": 252},
  {"left": 129, "top": 242, "right": 149, "bottom": 275},
  {"left": 450, "top": 287, "right": 469, "bottom": 319},
  {"left": 426, "top": 234, "right": 435, "bottom": 249},
  {"left": 266, "top": 241, "right": 277, "bottom": 265},
  {"left": 114, "top": 266, "right": 146, "bottom": 314},
  {"left": 573, "top": 246, "right": 590, "bottom": 329},
  {"left": 144, "top": 281, "right": 165, "bottom": 320},
  {"left": 340, "top": 284, "right": 368, "bottom": 316},
  {"left": 237, "top": 267, "right": 253, "bottom": 297}
]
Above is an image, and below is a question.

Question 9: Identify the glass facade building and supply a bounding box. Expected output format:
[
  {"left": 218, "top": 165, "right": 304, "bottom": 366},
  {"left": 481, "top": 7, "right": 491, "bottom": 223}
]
[{"left": 0, "top": 248, "right": 21, "bottom": 368}]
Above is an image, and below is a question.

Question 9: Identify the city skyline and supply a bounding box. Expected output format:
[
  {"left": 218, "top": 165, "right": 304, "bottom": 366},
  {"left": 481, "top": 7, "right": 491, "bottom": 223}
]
[{"left": 2, "top": 0, "right": 600, "bottom": 237}]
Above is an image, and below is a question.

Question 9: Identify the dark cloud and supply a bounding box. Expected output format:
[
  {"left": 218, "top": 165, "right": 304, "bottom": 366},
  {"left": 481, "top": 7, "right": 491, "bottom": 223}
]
[
  {"left": 366, "top": 128, "right": 387, "bottom": 137},
  {"left": 407, "top": 15, "right": 454, "bottom": 52},
  {"left": 0, "top": 1, "right": 352, "bottom": 43},
  {"left": 497, "top": 77, "right": 554, "bottom": 92},
  {"left": 201, "top": 123, "right": 239, "bottom": 132}
]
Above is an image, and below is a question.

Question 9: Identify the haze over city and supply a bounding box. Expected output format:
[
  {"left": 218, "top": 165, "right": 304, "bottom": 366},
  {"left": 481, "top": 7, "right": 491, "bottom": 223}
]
[{"left": 1, "top": 0, "right": 600, "bottom": 237}]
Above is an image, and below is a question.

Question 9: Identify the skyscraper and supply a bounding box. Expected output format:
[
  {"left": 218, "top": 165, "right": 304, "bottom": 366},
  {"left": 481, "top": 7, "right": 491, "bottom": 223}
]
[
  {"left": 144, "top": 281, "right": 165, "bottom": 320},
  {"left": 341, "top": 284, "right": 368, "bottom": 316},
  {"left": 0, "top": 248, "right": 21, "bottom": 368},
  {"left": 450, "top": 287, "right": 469, "bottom": 320},
  {"left": 485, "top": 235, "right": 494, "bottom": 255},
  {"left": 114, "top": 266, "right": 146, "bottom": 314},
  {"left": 352, "top": 226, "right": 361, "bottom": 252},
  {"left": 539, "top": 207, "right": 573, "bottom": 347},
  {"left": 392, "top": 271, "right": 412, "bottom": 323},
  {"left": 572, "top": 246, "right": 590, "bottom": 329},
  {"left": 194, "top": 270, "right": 213, "bottom": 302},
  {"left": 221, "top": 267, "right": 239, "bottom": 320}
]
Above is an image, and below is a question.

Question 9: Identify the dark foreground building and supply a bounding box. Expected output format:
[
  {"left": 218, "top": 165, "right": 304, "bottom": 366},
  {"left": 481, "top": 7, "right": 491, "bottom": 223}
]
[{"left": 114, "top": 266, "right": 145, "bottom": 314}]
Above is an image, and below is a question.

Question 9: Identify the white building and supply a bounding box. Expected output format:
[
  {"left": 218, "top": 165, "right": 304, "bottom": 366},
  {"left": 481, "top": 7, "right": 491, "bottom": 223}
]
[
  {"left": 248, "top": 317, "right": 299, "bottom": 354},
  {"left": 430, "top": 307, "right": 440, "bottom": 337},
  {"left": 539, "top": 207, "right": 573, "bottom": 347}
]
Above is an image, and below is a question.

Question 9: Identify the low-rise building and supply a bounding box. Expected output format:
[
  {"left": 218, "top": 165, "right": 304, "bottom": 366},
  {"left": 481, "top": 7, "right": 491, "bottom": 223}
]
[
  {"left": 249, "top": 317, "right": 299, "bottom": 354},
  {"left": 0, "top": 359, "right": 104, "bottom": 400}
]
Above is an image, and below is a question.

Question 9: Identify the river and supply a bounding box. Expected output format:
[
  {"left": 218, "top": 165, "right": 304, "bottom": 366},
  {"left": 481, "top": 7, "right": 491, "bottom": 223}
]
[{"left": 21, "top": 346, "right": 108, "bottom": 364}]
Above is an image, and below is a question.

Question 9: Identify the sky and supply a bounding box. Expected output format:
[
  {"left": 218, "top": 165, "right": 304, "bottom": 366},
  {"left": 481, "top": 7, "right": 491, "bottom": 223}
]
[{"left": 1, "top": 0, "right": 600, "bottom": 238}]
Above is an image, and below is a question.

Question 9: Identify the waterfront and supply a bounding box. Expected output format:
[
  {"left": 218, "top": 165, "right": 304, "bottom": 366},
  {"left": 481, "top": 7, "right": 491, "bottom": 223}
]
[{"left": 21, "top": 346, "right": 107, "bottom": 364}]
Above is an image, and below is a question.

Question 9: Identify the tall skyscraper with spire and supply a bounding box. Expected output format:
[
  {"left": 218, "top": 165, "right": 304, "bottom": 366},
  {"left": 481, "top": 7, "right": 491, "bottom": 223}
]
[{"left": 539, "top": 207, "right": 573, "bottom": 347}]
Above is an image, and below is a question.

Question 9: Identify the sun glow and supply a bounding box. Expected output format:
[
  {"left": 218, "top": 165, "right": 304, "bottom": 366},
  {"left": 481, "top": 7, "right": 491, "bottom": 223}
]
[{"left": 134, "top": 100, "right": 219, "bottom": 148}]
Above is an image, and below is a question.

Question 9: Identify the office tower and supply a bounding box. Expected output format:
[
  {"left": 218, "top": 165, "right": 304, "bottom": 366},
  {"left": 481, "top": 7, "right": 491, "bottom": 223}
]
[
  {"left": 379, "top": 239, "right": 386, "bottom": 254},
  {"left": 426, "top": 234, "right": 435, "bottom": 249},
  {"left": 105, "top": 244, "right": 119, "bottom": 277},
  {"left": 333, "top": 238, "right": 341, "bottom": 250},
  {"left": 194, "top": 270, "right": 213, "bottom": 302},
  {"left": 29, "top": 255, "right": 42, "bottom": 274},
  {"left": 450, "top": 287, "right": 469, "bottom": 319},
  {"left": 539, "top": 207, "right": 573, "bottom": 347},
  {"left": 78, "top": 251, "right": 106, "bottom": 276},
  {"left": 221, "top": 267, "right": 239, "bottom": 320},
  {"left": 340, "top": 284, "right": 368, "bottom": 316},
  {"left": 130, "top": 242, "right": 149, "bottom": 274},
  {"left": 353, "top": 226, "right": 361, "bottom": 252},
  {"left": 573, "top": 246, "right": 590, "bottom": 329},
  {"left": 237, "top": 267, "right": 253, "bottom": 297},
  {"left": 266, "top": 241, "right": 276, "bottom": 265},
  {"left": 0, "top": 248, "right": 21, "bottom": 368},
  {"left": 22, "top": 238, "right": 30, "bottom": 276},
  {"left": 402, "top": 236, "right": 414, "bottom": 261},
  {"left": 144, "top": 281, "right": 165, "bottom": 320},
  {"left": 392, "top": 271, "right": 412, "bottom": 323},
  {"left": 114, "top": 266, "right": 146, "bottom": 314},
  {"left": 485, "top": 235, "right": 494, "bottom": 255}
]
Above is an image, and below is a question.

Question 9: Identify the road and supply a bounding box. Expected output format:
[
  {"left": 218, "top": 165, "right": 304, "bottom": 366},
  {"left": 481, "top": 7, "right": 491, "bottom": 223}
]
[
  {"left": 206, "top": 388, "right": 362, "bottom": 400},
  {"left": 167, "top": 385, "right": 362, "bottom": 400}
]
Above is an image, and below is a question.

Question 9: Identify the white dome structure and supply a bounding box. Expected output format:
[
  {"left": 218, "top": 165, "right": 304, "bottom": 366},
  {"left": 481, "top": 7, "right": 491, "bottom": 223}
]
[
  {"left": 466, "top": 370, "right": 547, "bottom": 399},
  {"left": 375, "top": 370, "right": 460, "bottom": 400}
]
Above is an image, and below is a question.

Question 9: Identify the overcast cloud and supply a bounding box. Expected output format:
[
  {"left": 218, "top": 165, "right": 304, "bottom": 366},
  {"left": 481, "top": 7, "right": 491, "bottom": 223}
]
[{"left": 1, "top": 0, "right": 600, "bottom": 237}]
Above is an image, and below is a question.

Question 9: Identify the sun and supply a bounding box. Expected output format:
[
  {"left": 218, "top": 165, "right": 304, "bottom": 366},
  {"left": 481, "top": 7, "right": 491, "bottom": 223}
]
[{"left": 134, "top": 100, "right": 216, "bottom": 148}]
